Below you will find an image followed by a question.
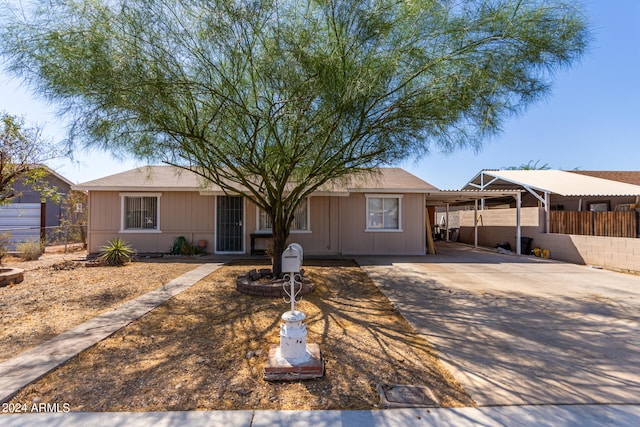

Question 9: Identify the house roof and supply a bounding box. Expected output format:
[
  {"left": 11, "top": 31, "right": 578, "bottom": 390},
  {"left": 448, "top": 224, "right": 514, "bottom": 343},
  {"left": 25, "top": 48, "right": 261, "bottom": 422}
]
[
  {"left": 464, "top": 169, "right": 640, "bottom": 197},
  {"left": 72, "top": 166, "right": 211, "bottom": 192},
  {"left": 41, "top": 166, "right": 76, "bottom": 188},
  {"left": 319, "top": 168, "right": 438, "bottom": 194},
  {"left": 72, "top": 166, "right": 438, "bottom": 194}
]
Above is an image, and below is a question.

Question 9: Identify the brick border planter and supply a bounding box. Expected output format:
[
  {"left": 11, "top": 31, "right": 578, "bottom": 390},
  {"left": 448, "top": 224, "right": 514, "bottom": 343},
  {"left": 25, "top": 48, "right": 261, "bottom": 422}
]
[
  {"left": 236, "top": 269, "right": 315, "bottom": 297},
  {"left": 0, "top": 268, "right": 24, "bottom": 287}
]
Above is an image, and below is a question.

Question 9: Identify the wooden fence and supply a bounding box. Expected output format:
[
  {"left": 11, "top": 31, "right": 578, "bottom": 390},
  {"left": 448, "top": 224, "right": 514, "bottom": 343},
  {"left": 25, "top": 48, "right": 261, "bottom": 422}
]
[{"left": 550, "top": 211, "right": 638, "bottom": 238}]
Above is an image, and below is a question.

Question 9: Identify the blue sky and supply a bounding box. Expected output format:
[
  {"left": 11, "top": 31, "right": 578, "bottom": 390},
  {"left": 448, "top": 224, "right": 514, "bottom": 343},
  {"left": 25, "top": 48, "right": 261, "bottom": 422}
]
[{"left": 1, "top": 0, "right": 638, "bottom": 188}]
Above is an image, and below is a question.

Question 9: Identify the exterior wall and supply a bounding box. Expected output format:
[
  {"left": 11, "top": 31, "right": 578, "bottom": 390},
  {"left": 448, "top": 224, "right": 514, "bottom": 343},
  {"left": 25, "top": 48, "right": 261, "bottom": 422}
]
[
  {"left": 458, "top": 207, "right": 540, "bottom": 248},
  {"left": 87, "top": 190, "right": 427, "bottom": 256},
  {"left": 339, "top": 193, "right": 426, "bottom": 255},
  {"left": 286, "top": 196, "right": 341, "bottom": 254},
  {"left": 87, "top": 191, "right": 215, "bottom": 253},
  {"left": 12, "top": 172, "right": 73, "bottom": 228},
  {"left": 245, "top": 196, "right": 341, "bottom": 255},
  {"left": 457, "top": 206, "right": 640, "bottom": 273}
]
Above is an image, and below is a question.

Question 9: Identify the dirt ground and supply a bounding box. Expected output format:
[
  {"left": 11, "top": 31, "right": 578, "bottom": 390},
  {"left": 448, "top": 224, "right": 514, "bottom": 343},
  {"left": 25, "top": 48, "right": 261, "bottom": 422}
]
[
  {"left": 3, "top": 254, "right": 474, "bottom": 411},
  {"left": 0, "top": 250, "right": 202, "bottom": 363}
]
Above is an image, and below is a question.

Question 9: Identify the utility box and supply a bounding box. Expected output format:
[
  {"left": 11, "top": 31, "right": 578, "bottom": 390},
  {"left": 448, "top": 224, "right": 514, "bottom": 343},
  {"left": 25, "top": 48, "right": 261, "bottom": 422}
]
[{"left": 281, "top": 244, "right": 303, "bottom": 273}]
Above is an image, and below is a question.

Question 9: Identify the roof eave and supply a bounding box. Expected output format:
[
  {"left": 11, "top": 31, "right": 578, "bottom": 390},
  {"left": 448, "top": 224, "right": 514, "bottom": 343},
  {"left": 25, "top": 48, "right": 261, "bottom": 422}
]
[
  {"left": 348, "top": 188, "right": 436, "bottom": 193},
  {"left": 72, "top": 185, "right": 206, "bottom": 192}
]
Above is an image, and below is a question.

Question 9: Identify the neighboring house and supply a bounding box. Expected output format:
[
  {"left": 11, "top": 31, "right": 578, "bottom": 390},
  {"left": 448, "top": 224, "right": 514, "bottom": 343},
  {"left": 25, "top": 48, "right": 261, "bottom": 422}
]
[
  {"left": 0, "top": 166, "right": 74, "bottom": 246},
  {"left": 453, "top": 169, "right": 640, "bottom": 272},
  {"left": 569, "top": 170, "right": 640, "bottom": 186},
  {"left": 73, "top": 166, "right": 437, "bottom": 256}
]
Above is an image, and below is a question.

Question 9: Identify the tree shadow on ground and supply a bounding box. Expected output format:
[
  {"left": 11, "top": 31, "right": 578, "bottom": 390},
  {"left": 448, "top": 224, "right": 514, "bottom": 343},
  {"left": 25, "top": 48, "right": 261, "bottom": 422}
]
[
  {"left": 366, "top": 262, "right": 640, "bottom": 406},
  {"left": 8, "top": 259, "right": 473, "bottom": 411}
]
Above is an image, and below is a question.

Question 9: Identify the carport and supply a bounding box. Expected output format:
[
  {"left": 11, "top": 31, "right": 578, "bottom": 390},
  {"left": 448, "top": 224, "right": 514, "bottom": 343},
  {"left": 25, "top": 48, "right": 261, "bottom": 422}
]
[
  {"left": 464, "top": 169, "right": 640, "bottom": 234},
  {"left": 424, "top": 190, "right": 523, "bottom": 253}
]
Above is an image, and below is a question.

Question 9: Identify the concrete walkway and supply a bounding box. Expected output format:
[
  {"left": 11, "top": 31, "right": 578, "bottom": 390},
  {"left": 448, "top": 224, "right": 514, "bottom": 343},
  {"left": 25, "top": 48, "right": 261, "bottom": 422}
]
[
  {"left": 0, "top": 263, "right": 223, "bottom": 403},
  {"left": 357, "top": 243, "right": 640, "bottom": 407},
  {"left": 2, "top": 405, "right": 640, "bottom": 426}
]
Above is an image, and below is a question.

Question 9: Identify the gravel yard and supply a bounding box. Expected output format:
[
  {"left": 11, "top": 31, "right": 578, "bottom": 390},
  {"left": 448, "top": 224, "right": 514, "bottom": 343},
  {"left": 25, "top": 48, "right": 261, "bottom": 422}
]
[
  {"left": 0, "top": 251, "right": 201, "bottom": 363},
  {"left": 2, "top": 254, "right": 473, "bottom": 411}
]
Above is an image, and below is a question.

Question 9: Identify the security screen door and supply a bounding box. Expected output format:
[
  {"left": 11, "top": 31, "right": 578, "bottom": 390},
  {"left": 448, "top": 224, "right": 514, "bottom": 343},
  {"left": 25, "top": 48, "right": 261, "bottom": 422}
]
[{"left": 216, "top": 196, "right": 243, "bottom": 252}]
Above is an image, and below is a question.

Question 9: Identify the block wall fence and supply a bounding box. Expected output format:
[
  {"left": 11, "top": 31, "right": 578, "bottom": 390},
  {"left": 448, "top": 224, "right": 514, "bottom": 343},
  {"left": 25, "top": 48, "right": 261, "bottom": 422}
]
[{"left": 453, "top": 207, "right": 640, "bottom": 273}]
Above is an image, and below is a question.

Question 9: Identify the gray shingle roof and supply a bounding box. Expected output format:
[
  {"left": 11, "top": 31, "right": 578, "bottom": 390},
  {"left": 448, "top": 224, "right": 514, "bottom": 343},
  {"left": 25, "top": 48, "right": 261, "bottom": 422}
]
[{"left": 73, "top": 166, "right": 438, "bottom": 194}]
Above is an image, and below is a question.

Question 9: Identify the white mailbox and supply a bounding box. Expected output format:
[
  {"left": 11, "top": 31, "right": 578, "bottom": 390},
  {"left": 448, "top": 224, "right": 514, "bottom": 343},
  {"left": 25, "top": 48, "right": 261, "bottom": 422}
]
[
  {"left": 288, "top": 243, "right": 303, "bottom": 262},
  {"left": 281, "top": 244, "right": 303, "bottom": 273}
]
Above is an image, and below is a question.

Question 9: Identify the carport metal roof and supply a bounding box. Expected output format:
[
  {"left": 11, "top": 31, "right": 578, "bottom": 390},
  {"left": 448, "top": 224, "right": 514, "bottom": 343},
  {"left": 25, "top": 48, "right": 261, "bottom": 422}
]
[
  {"left": 464, "top": 170, "right": 640, "bottom": 197},
  {"left": 424, "top": 189, "right": 522, "bottom": 206}
]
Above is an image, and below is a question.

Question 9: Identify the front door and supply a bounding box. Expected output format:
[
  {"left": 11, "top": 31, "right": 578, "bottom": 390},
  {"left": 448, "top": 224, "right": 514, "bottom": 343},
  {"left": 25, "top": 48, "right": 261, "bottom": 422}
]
[{"left": 216, "top": 196, "right": 244, "bottom": 253}]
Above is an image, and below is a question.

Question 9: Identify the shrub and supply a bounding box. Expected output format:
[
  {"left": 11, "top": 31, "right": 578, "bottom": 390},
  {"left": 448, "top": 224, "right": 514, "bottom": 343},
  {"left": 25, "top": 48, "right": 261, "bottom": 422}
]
[
  {"left": 98, "top": 238, "right": 135, "bottom": 266},
  {"left": 16, "top": 241, "right": 42, "bottom": 261},
  {"left": 170, "top": 236, "right": 201, "bottom": 256},
  {"left": 180, "top": 241, "right": 198, "bottom": 256},
  {"left": 0, "top": 233, "right": 9, "bottom": 265}
]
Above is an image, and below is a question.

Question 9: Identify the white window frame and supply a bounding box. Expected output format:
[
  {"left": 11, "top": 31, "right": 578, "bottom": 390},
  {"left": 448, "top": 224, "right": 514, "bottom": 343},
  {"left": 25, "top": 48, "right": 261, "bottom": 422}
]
[
  {"left": 119, "top": 192, "right": 162, "bottom": 233},
  {"left": 365, "top": 194, "right": 403, "bottom": 232},
  {"left": 256, "top": 197, "right": 312, "bottom": 234}
]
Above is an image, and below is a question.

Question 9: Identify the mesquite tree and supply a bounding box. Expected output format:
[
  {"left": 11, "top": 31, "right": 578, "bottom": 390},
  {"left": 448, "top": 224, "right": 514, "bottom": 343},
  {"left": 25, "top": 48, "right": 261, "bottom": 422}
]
[{"left": 1, "top": 0, "right": 588, "bottom": 274}]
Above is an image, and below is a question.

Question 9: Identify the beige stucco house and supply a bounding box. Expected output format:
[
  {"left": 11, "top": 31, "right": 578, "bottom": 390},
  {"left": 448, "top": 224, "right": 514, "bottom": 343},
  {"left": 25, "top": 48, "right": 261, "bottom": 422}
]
[{"left": 73, "top": 166, "right": 437, "bottom": 256}]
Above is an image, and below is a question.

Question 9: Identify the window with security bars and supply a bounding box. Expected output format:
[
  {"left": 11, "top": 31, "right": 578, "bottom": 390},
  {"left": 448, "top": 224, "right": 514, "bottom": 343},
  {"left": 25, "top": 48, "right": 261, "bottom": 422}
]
[
  {"left": 124, "top": 196, "right": 158, "bottom": 230},
  {"left": 257, "top": 198, "right": 309, "bottom": 232}
]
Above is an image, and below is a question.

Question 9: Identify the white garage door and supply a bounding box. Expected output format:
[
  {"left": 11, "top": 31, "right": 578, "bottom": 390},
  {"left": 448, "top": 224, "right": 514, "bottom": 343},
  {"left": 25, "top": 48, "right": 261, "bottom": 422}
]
[{"left": 0, "top": 203, "right": 41, "bottom": 249}]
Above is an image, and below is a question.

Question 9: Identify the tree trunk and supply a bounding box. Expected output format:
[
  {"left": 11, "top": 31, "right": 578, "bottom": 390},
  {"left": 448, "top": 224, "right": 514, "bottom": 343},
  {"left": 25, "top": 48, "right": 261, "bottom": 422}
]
[{"left": 271, "top": 223, "right": 289, "bottom": 277}]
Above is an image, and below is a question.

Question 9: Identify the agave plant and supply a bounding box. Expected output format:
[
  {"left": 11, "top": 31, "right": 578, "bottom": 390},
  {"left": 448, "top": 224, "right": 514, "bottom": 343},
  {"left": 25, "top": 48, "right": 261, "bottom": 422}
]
[{"left": 98, "top": 238, "right": 135, "bottom": 266}]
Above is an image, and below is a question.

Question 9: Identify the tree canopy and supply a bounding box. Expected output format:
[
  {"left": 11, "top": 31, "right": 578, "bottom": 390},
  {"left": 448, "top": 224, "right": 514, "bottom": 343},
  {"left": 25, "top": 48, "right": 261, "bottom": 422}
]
[
  {"left": 0, "top": 112, "right": 61, "bottom": 205},
  {"left": 506, "top": 159, "right": 552, "bottom": 170},
  {"left": 1, "top": 0, "right": 589, "bottom": 272}
]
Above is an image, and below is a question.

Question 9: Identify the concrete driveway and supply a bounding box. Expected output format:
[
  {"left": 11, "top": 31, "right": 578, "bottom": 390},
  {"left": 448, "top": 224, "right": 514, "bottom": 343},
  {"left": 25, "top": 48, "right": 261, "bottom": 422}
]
[{"left": 357, "top": 243, "right": 640, "bottom": 406}]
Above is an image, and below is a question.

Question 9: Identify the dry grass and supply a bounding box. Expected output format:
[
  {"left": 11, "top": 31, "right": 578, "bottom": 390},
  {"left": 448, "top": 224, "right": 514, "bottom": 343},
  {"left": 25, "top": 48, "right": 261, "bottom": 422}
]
[
  {"left": 4, "top": 257, "right": 474, "bottom": 411},
  {"left": 0, "top": 251, "right": 202, "bottom": 363}
]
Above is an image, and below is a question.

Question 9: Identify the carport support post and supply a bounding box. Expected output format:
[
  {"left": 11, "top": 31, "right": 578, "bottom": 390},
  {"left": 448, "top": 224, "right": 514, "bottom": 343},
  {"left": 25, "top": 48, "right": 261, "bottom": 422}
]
[
  {"left": 474, "top": 199, "right": 478, "bottom": 247},
  {"left": 516, "top": 192, "right": 522, "bottom": 255},
  {"left": 446, "top": 203, "right": 450, "bottom": 241},
  {"left": 545, "top": 191, "right": 550, "bottom": 233}
]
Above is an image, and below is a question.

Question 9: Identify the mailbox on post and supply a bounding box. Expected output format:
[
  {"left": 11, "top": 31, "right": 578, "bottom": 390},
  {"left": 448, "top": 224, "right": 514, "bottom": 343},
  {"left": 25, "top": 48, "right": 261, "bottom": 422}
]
[
  {"left": 265, "top": 242, "right": 323, "bottom": 380},
  {"left": 281, "top": 243, "right": 303, "bottom": 273}
]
